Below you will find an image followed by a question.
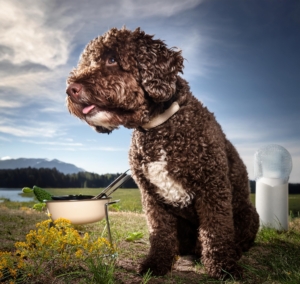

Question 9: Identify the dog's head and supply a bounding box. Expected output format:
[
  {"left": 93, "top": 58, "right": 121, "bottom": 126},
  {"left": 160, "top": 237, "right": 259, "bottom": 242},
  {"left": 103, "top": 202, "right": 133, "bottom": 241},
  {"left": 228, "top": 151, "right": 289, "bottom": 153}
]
[{"left": 66, "top": 27, "right": 184, "bottom": 133}]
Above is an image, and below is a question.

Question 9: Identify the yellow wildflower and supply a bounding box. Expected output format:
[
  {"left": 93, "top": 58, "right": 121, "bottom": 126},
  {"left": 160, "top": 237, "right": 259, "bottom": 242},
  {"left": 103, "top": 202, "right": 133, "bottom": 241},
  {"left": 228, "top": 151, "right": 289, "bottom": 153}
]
[
  {"left": 75, "top": 249, "right": 83, "bottom": 258},
  {"left": 9, "top": 268, "right": 17, "bottom": 277}
]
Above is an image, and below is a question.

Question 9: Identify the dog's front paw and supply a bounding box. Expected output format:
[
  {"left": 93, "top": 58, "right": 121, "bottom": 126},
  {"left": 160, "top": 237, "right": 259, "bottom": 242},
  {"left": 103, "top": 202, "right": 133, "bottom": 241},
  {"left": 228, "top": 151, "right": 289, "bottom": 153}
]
[
  {"left": 207, "top": 263, "right": 243, "bottom": 280},
  {"left": 138, "top": 257, "right": 171, "bottom": 276}
]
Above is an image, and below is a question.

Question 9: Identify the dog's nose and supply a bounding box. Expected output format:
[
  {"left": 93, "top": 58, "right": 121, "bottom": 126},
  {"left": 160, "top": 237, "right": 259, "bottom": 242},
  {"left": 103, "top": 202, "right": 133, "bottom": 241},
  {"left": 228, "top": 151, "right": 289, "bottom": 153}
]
[{"left": 66, "top": 83, "right": 82, "bottom": 98}]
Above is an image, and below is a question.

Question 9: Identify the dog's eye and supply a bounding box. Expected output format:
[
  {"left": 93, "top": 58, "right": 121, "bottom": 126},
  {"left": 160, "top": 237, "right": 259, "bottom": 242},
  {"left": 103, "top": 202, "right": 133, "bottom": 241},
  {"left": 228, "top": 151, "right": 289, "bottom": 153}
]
[{"left": 106, "top": 57, "right": 117, "bottom": 66}]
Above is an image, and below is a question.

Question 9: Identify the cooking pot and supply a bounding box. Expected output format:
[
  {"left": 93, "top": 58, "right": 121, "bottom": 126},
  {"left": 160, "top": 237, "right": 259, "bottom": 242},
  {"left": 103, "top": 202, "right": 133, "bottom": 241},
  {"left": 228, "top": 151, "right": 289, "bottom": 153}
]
[{"left": 45, "top": 197, "right": 113, "bottom": 225}]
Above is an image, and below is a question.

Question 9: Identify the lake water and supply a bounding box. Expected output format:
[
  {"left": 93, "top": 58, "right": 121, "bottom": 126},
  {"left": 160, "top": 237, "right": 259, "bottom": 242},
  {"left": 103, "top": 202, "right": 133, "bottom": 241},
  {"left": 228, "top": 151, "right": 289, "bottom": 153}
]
[{"left": 0, "top": 188, "right": 34, "bottom": 202}]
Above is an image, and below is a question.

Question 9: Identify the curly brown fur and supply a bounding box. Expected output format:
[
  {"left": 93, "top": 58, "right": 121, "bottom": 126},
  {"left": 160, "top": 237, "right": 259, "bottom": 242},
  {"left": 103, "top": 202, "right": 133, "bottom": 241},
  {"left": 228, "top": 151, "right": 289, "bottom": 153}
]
[{"left": 66, "top": 27, "right": 259, "bottom": 280}]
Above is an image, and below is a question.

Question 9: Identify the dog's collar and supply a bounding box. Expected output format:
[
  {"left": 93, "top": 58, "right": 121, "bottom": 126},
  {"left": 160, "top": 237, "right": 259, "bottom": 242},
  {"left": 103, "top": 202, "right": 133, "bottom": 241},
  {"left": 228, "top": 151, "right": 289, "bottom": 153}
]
[{"left": 141, "top": 101, "right": 180, "bottom": 130}]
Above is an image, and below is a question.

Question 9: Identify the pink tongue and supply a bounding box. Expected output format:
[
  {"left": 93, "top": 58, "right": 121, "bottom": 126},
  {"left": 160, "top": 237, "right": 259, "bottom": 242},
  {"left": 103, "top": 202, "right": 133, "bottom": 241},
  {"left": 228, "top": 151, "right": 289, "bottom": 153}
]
[{"left": 82, "top": 105, "right": 95, "bottom": 114}]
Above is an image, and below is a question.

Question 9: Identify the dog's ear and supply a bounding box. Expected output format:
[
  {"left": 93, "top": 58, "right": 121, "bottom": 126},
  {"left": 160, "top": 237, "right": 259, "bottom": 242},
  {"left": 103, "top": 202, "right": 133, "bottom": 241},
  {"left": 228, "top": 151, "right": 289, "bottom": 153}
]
[{"left": 133, "top": 28, "right": 184, "bottom": 102}]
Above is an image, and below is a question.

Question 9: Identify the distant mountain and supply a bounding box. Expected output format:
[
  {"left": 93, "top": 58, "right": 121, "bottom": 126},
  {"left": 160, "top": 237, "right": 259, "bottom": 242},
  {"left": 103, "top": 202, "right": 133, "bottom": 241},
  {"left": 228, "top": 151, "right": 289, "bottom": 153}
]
[{"left": 0, "top": 158, "right": 85, "bottom": 175}]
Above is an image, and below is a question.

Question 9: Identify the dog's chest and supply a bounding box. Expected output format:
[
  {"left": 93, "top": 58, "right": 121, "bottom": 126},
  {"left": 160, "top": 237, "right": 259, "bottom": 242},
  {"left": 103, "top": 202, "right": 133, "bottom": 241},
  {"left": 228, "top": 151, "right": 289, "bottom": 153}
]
[{"left": 141, "top": 149, "right": 194, "bottom": 208}]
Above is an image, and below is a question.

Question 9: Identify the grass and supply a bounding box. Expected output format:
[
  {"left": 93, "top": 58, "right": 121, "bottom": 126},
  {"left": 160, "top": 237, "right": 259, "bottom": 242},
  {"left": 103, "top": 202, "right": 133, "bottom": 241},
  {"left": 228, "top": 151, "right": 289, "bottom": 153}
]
[
  {"left": 249, "top": 224, "right": 300, "bottom": 282},
  {"left": 17, "top": 188, "right": 300, "bottom": 216},
  {"left": 1, "top": 189, "right": 300, "bottom": 283}
]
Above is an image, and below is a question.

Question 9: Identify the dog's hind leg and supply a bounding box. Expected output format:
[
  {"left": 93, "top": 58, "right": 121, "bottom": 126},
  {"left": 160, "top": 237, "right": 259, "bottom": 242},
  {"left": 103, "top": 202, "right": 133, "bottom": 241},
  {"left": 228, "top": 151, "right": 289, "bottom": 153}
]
[
  {"left": 195, "top": 181, "right": 242, "bottom": 280},
  {"left": 233, "top": 201, "right": 259, "bottom": 256},
  {"left": 226, "top": 140, "right": 260, "bottom": 256}
]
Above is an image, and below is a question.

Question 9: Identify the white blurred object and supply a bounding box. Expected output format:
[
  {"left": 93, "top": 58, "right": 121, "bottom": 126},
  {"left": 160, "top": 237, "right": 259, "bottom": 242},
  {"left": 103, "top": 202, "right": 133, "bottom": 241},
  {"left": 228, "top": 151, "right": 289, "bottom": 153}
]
[{"left": 254, "top": 144, "right": 292, "bottom": 230}]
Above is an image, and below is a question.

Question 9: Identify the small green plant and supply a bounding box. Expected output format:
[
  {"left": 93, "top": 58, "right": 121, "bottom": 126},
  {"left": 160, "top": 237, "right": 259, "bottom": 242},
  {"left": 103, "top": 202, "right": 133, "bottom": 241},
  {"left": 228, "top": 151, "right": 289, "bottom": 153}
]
[
  {"left": 109, "top": 203, "right": 121, "bottom": 212},
  {"left": 85, "top": 255, "right": 116, "bottom": 284},
  {"left": 125, "top": 231, "right": 144, "bottom": 242},
  {"left": 141, "top": 268, "right": 153, "bottom": 284}
]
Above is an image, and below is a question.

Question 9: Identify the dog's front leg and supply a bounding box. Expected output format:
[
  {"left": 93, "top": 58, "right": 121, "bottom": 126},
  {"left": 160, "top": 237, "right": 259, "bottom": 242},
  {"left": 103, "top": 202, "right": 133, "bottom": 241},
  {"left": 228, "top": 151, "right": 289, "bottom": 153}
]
[
  {"left": 139, "top": 191, "right": 179, "bottom": 276},
  {"left": 196, "top": 184, "right": 241, "bottom": 280}
]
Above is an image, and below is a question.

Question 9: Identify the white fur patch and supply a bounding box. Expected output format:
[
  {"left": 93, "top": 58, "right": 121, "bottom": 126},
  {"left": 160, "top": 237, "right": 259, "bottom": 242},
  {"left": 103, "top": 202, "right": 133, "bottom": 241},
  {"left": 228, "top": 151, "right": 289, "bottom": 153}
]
[
  {"left": 86, "top": 111, "right": 118, "bottom": 130},
  {"left": 144, "top": 150, "right": 193, "bottom": 208}
]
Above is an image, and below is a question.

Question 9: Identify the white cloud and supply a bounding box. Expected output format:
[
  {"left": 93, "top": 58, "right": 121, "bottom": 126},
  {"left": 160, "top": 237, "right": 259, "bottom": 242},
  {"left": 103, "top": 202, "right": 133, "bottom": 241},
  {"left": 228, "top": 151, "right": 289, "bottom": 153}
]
[
  {"left": 0, "top": 125, "right": 56, "bottom": 137},
  {"left": 0, "top": 98, "right": 23, "bottom": 108},
  {"left": 87, "top": 146, "right": 126, "bottom": 151},
  {"left": 0, "top": 1, "right": 69, "bottom": 69},
  {"left": 0, "top": 1, "right": 72, "bottom": 116},
  {"left": 40, "top": 107, "right": 66, "bottom": 113},
  {"left": 0, "top": 118, "right": 66, "bottom": 138},
  {"left": 117, "top": 0, "right": 204, "bottom": 18},
  {"left": 0, "top": 65, "right": 68, "bottom": 101},
  {"left": 44, "top": 147, "right": 76, "bottom": 152},
  {"left": 221, "top": 119, "right": 269, "bottom": 143},
  {"left": 21, "top": 139, "right": 83, "bottom": 146},
  {"left": 0, "top": 156, "right": 11, "bottom": 160},
  {"left": 59, "top": 138, "right": 74, "bottom": 142},
  {"left": 44, "top": 146, "right": 126, "bottom": 152},
  {"left": 179, "top": 31, "right": 220, "bottom": 79},
  {"left": 54, "top": 0, "right": 204, "bottom": 26}
]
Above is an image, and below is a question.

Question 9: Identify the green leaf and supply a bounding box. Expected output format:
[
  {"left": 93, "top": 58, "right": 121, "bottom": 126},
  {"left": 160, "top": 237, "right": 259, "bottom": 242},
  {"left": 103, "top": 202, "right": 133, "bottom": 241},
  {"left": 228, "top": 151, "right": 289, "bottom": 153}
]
[
  {"left": 33, "top": 186, "right": 52, "bottom": 202},
  {"left": 125, "top": 232, "right": 144, "bottom": 242},
  {"left": 22, "top": 187, "right": 33, "bottom": 193}
]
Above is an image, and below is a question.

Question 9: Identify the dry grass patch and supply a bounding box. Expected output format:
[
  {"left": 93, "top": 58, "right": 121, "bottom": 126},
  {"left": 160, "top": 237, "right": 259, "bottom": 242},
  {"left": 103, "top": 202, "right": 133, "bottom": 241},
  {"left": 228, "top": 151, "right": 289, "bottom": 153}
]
[{"left": 0, "top": 204, "right": 48, "bottom": 252}]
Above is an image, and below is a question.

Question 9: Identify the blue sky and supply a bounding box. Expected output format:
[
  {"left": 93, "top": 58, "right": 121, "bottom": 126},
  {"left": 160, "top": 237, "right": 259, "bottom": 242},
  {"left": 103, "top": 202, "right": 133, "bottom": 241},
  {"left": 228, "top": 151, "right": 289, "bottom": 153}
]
[{"left": 0, "top": 0, "right": 299, "bottom": 182}]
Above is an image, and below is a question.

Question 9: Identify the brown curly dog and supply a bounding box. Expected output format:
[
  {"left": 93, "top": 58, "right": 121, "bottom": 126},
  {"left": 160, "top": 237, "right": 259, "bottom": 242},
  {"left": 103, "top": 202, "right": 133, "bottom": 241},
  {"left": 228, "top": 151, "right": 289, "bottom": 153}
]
[{"left": 66, "top": 27, "right": 259, "bottom": 279}]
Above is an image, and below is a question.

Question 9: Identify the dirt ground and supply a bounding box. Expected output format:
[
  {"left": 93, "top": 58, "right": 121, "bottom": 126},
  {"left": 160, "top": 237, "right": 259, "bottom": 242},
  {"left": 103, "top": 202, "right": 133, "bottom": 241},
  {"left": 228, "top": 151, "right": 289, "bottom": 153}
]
[{"left": 114, "top": 240, "right": 223, "bottom": 284}]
